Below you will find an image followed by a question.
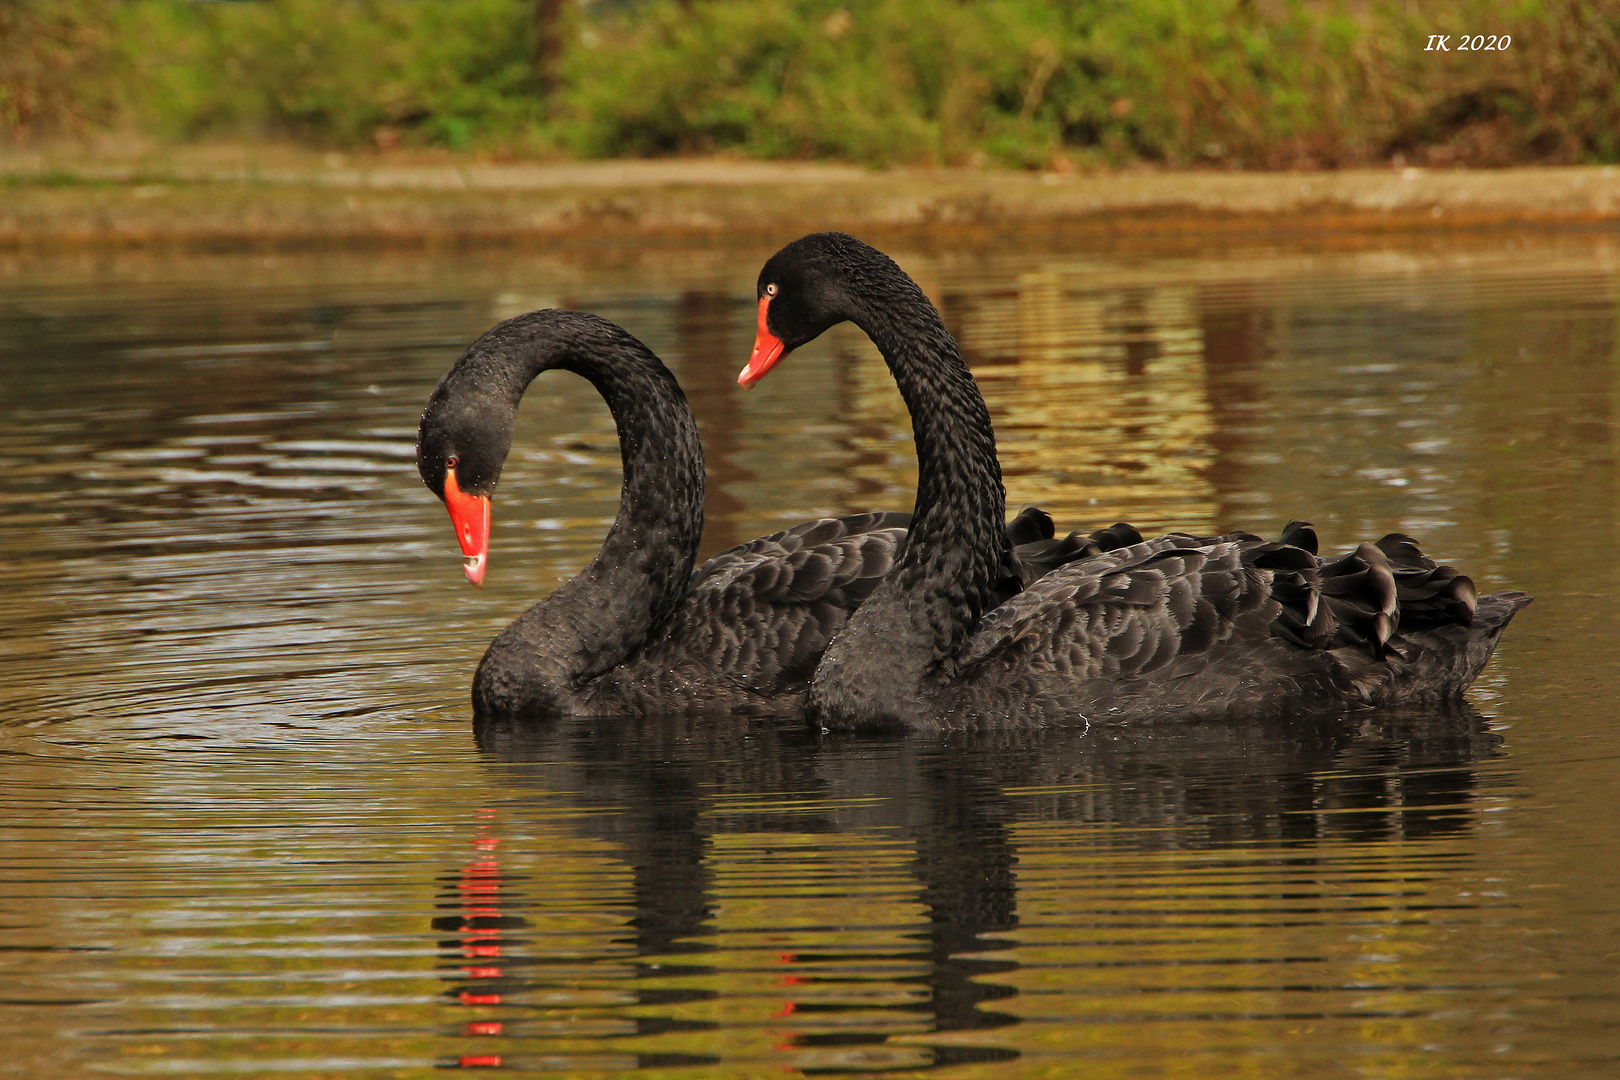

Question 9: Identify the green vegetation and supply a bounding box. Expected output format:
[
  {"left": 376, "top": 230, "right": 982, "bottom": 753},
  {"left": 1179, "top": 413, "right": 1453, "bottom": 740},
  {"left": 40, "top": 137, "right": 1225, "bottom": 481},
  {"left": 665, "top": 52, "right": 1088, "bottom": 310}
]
[{"left": 4, "top": 0, "right": 1619, "bottom": 168}]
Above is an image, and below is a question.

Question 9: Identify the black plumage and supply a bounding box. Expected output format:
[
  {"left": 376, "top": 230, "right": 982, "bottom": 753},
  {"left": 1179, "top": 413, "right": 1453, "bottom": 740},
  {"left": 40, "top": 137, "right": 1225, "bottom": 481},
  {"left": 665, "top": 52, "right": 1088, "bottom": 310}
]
[
  {"left": 416, "top": 309, "right": 1086, "bottom": 719},
  {"left": 746, "top": 233, "right": 1532, "bottom": 731}
]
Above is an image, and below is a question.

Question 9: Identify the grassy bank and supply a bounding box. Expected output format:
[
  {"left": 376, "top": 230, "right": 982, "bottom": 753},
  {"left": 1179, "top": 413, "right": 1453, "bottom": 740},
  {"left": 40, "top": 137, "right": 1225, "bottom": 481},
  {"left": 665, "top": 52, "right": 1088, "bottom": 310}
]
[{"left": 4, "top": 1, "right": 1620, "bottom": 169}]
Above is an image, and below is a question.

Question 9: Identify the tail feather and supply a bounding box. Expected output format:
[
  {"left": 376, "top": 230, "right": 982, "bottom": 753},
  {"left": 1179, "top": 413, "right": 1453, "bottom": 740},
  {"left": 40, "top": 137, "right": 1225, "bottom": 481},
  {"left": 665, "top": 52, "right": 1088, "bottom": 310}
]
[
  {"left": 1002, "top": 515, "right": 1530, "bottom": 712},
  {"left": 1376, "top": 590, "right": 1532, "bottom": 704}
]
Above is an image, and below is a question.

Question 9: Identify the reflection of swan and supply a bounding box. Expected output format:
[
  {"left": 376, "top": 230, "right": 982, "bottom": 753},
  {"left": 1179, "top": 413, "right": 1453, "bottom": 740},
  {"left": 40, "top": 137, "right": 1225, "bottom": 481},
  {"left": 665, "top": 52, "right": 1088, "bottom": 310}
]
[
  {"left": 805, "top": 705, "right": 1503, "bottom": 847},
  {"left": 429, "top": 802, "right": 722, "bottom": 1070},
  {"left": 418, "top": 310, "right": 1086, "bottom": 718},
  {"left": 472, "top": 704, "right": 1502, "bottom": 1062},
  {"left": 475, "top": 706, "right": 1501, "bottom": 845},
  {"left": 739, "top": 234, "right": 1532, "bottom": 731}
]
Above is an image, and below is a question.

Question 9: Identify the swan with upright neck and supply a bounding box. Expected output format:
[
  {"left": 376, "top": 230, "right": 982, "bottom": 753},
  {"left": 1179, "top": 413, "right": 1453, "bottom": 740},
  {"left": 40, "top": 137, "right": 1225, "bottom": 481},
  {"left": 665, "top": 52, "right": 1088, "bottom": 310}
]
[
  {"left": 417, "top": 308, "right": 1085, "bottom": 719},
  {"left": 738, "top": 233, "right": 1531, "bottom": 731}
]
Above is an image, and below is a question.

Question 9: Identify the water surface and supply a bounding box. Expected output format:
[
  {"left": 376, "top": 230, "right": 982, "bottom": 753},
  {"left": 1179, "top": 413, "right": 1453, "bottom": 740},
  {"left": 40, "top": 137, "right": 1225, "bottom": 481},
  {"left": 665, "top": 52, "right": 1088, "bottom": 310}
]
[{"left": 0, "top": 233, "right": 1615, "bottom": 1077}]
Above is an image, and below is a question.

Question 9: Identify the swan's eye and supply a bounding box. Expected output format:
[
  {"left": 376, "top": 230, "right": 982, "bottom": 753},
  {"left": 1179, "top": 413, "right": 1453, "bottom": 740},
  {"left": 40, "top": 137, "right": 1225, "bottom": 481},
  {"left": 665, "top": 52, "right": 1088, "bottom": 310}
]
[
  {"left": 446, "top": 456, "right": 458, "bottom": 469},
  {"left": 764, "top": 283, "right": 778, "bottom": 297}
]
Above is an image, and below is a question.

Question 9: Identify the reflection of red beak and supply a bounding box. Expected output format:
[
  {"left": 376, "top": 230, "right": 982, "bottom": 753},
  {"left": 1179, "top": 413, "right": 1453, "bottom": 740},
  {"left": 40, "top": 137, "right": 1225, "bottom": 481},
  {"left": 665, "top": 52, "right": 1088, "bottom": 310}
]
[
  {"left": 443, "top": 469, "right": 491, "bottom": 587},
  {"left": 738, "top": 295, "right": 788, "bottom": 388}
]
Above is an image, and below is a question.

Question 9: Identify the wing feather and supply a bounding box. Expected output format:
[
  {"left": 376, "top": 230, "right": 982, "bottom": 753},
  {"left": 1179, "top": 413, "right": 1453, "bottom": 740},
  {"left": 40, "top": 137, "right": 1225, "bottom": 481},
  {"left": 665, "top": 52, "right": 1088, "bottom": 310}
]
[
  {"left": 658, "top": 505, "right": 1107, "bottom": 696},
  {"left": 955, "top": 521, "right": 1485, "bottom": 699}
]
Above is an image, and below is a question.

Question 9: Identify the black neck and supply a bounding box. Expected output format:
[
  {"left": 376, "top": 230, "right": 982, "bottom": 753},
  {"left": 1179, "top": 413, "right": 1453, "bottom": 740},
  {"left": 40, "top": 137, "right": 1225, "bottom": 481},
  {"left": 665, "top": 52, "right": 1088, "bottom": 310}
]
[
  {"left": 850, "top": 278, "right": 1010, "bottom": 666},
  {"left": 554, "top": 350, "right": 705, "bottom": 678},
  {"left": 458, "top": 314, "right": 705, "bottom": 683}
]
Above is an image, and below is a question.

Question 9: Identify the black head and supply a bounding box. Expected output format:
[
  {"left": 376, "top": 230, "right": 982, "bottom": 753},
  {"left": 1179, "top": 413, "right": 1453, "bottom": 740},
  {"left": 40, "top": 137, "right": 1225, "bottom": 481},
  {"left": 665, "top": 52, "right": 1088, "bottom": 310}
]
[
  {"left": 418, "top": 309, "right": 648, "bottom": 502},
  {"left": 418, "top": 309, "right": 652, "bottom": 585},
  {"left": 757, "top": 232, "right": 881, "bottom": 347},
  {"left": 417, "top": 379, "right": 513, "bottom": 504},
  {"left": 417, "top": 368, "right": 510, "bottom": 588},
  {"left": 421, "top": 359, "right": 515, "bottom": 501},
  {"left": 740, "top": 233, "right": 900, "bottom": 387},
  {"left": 417, "top": 325, "right": 528, "bottom": 587}
]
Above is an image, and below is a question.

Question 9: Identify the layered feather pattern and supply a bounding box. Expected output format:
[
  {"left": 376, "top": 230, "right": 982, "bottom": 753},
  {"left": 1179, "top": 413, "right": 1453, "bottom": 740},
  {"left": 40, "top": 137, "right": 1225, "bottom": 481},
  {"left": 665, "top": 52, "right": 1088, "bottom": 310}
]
[{"left": 744, "top": 232, "right": 1531, "bottom": 731}]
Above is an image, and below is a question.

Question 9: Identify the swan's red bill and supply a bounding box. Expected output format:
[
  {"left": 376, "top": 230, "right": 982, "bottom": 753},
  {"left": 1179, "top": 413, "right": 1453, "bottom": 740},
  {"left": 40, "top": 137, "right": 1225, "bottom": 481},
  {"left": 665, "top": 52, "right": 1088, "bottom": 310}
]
[
  {"left": 443, "top": 469, "right": 491, "bottom": 587},
  {"left": 738, "top": 295, "right": 787, "bottom": 389}
]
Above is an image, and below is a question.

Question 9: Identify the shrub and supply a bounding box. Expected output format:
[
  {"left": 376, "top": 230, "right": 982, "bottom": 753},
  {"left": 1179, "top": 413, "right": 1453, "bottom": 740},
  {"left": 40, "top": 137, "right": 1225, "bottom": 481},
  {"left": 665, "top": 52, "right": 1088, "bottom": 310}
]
[
  {"left": 3, "top": 0, "right": 1619, "bottom": 168},
  {"left": 0, "top": 0, "right": 120, "bottom": 140},
  {"left": 120, "top": 0, "right": 550, "bottom": 149}
]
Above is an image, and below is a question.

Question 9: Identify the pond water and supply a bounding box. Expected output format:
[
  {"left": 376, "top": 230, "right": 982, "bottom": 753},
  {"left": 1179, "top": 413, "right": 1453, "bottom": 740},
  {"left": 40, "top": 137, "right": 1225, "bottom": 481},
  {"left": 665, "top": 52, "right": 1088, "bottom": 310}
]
[{"left": 0, "top": 230, "right": 1616, "bottom": 1078}]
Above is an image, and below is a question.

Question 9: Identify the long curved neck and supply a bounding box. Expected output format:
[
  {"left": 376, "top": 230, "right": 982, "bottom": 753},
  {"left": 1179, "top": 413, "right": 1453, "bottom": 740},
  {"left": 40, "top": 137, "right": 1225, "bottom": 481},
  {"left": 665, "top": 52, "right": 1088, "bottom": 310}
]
[
  {"left": 543, "top": 351, "right": 705, "bottom": 680},
  {"left": 465, "top": 321, "right": 705, "bottom": 692},
  {"left": 851, "top": 281, "right": 1009, "bottom": 667}
]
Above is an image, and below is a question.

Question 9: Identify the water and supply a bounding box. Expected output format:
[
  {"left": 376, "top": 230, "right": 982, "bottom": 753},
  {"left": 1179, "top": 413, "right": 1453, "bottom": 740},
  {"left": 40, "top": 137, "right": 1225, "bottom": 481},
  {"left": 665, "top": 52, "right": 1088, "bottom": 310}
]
[{"left": 0, "top": 231, "right": 1616, "bottom": 1077}]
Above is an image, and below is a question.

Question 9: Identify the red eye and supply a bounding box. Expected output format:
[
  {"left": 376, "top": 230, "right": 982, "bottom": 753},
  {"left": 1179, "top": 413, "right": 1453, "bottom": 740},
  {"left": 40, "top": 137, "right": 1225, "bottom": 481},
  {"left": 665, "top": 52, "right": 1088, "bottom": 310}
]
[
  {"left": 765, "top": 283, "right": 778, "bottom": 297},
  {"left": 447, "top": 456, "right": 458, "bottom": 468}
]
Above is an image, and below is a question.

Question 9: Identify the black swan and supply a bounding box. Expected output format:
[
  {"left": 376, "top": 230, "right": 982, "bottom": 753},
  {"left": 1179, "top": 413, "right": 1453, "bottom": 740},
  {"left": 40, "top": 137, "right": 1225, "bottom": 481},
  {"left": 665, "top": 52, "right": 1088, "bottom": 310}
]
[
  {"left": 416, "top": 309, "right": 1083, "bottom": 718},
  {"left": 737, "top": 233, "right": 1531, "bottom": 731}
]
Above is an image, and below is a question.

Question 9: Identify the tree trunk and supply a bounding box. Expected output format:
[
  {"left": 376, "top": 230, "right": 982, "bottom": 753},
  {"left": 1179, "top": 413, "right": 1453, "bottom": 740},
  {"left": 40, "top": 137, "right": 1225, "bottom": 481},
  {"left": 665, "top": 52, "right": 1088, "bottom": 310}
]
[{"left": 534, "top": 0, "right": 567, "bottom": 94}]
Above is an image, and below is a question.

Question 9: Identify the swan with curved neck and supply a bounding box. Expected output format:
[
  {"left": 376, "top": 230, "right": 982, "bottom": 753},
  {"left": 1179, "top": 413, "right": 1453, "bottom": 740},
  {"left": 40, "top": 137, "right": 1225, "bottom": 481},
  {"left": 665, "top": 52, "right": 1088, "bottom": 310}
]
[
  {"left": 417, "top": 308, "right": 1085, "bottom": 719},
  {"left": 419, "top": 309, "right": 916, "bottom": 717},
  {"left": 740, "top": 233, "right": 1531, "bottom": 730}
]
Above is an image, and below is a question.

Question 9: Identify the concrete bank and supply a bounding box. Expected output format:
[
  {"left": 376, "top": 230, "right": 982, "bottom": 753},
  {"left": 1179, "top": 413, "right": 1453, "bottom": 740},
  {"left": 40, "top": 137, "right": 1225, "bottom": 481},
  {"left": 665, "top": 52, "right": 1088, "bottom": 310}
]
[{"left": 4, "top": 147, "right": 1620, "bottom": 249}]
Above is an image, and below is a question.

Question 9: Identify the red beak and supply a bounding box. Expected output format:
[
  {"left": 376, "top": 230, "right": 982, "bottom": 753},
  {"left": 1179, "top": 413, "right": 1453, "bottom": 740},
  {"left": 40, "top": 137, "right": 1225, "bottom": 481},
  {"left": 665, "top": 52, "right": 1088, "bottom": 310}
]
[
  {"left": 443, "top": 469, "right": 491, "bottom": 587},
  {"left": 738, "top": 295, "right": 787, "bottom": 388}
]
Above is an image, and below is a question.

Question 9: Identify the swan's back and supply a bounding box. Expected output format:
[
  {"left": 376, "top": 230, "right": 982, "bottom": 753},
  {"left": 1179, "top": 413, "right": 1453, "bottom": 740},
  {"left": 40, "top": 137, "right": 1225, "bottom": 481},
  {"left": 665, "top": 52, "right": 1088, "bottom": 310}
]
[
  {"left": 674, "top": 511, "right": 914, "bottom": 688},
  {"left": 950, "top": 523, "right": 1530, "bottom": 726},
  {"left": 613, "top": 508, "right": 1102, "bottom": 715}
]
